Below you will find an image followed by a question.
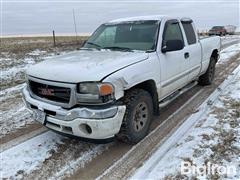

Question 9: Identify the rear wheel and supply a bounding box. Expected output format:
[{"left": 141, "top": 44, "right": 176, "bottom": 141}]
[
  {"left": 117, "top": 89, "right": 153, "bottom": 144},
  {"left": 198, "top": 57, "right": 216, "bottom": 85}
]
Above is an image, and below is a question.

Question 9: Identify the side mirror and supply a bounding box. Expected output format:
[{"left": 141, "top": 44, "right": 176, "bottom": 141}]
[{"left": 162, "top": 40, "right": 184, "bottom": 53}]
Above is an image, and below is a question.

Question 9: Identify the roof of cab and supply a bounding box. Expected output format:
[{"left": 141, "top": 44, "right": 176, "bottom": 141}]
[{"left": 109, "top": 15, "right": 170, "bottom": 23}]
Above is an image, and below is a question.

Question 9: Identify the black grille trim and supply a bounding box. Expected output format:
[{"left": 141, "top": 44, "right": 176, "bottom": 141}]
[{"left": 29, "top": 80, "right": 71, "bottom": 103}]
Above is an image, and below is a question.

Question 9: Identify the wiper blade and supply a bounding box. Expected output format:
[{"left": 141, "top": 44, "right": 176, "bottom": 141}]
[
  {"left": 103, "top": 46, "right": 133, "bottom": 52},
  {"left": 86, "top": 42, "right": 102, "bottom": 48},
  {"left": 145, "top": 49, "right": 155, "bottom": 53},
  {"left": 79, "top": 47, "right": 95, "bottom": 51}
]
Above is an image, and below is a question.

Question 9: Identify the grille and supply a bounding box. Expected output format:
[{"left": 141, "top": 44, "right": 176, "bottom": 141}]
[{"left": 29, "top": 80, "right": 71, "bottom": 103}]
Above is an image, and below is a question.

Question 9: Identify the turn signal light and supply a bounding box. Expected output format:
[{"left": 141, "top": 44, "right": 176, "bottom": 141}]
[{"left": 99, "top": 84, "right": 113, "bottom": 96}]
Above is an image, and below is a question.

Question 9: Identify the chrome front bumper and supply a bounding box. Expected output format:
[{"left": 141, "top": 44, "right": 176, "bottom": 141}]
[{"left": 22, "top": 86, "right": 126, "bottom": 139}]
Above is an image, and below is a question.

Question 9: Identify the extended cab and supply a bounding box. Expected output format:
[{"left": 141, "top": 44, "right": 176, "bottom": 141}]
[{"left": 23, "top": 15, "right": 220, "bottom": 144}]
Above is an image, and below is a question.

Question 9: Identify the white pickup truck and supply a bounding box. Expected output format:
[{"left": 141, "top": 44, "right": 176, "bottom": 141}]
[{"left": 23, "top": 15, "right": 220, "bottom": 144}]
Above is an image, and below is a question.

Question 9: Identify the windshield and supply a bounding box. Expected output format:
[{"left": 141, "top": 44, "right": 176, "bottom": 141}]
[
  {"left": 83, "top": 20, "right": 160, "bottom": 51},
  {"left": 212, "top": 26, "right": 224, "bottom": 30}
]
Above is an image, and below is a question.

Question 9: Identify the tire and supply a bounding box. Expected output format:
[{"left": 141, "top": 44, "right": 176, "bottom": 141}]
[
  {"left": 117, "top": 89, "right": 153, "bottom": 144},
  {"left": 198, "top": 57, "right": 216, "bottom": 86}
]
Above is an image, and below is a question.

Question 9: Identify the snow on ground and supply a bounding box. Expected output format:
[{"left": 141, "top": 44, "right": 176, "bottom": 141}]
[
  {"left": 27, "top": 49, "right": 47, "bottom": 56},
  {"left": 0, "top": 50, "right": 68, "bottom": 137},
  {"left": 0, "top": 131, "right": 65, "bottom": 179},
  {"left": 0, "top": 83, "right": 25, "bottom": 102},
  {"left": 221, "top": 35, "right": 240, "bottom": 43},
  {"left": 1, "top": 57, "right": 35, "bottom": 81},
  {"left": 1, "top": 50, "right": 57, "bottom": 90},
  {"left": 0, "top": 82, "right": 31, "bottom": 137},
  {"left": 0, "top": 102, "right": 31, "bottom": 137},
  {"left": 218, "top": 43, "right": 240, "bottom": 64},
  {"left": 0, "top": 130, "right": 110, "bottom": 179},
  {"left": 131, "top": 66, "right": 240, "bottom": 180},
  {"left": 52, "top": 144, "right": 109, "bottom": 179}
]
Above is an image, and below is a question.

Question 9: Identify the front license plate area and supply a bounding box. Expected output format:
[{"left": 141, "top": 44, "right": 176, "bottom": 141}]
[{"left": 33, "top": 109, "right": 46, "bottom": 124}]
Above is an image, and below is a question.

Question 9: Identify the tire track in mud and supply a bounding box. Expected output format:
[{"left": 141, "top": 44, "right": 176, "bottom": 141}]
[
  {"left": 0, "top": 131, "right": 110, "bottom": 179},
  {"left": 1, "top": 126, "right": 47, "bottom": 153},
  {"left": 24, "top": 139, "right": 111, "bottom": 180}
]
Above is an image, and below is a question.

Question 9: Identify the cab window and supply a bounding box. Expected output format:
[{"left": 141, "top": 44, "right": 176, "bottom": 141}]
[
  {"left": 182, "top": 22, "right": 197, "bottom": 45},
  {"left": 162, "top": 20, "right": 184, "bottom": 47}
]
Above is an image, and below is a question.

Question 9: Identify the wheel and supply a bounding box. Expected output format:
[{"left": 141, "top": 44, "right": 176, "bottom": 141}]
[
  {"left": 117, "top": 89, "right": 153, "bottom": 144},
  {"left": 198, "top": 57, "right": 216, "bottom": 85}
]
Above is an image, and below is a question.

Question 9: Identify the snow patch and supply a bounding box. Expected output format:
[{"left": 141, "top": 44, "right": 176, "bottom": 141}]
[
  {"left": 218, "top": 43, "right": 240, "bottom": 64},
  {"left": 0, "top": 83, "right": 25, "bottom": 102},
  {"left": 0, "top": 131, "right": 65, "bottom": 179},
  {"left": 53, "top": 144, "right": 110, "bottom": 179},
  {"left": 28, "top": 49, "right": 47, "bottom": 56}
]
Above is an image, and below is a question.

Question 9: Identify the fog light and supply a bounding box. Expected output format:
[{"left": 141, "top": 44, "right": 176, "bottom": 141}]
[{"left": 79, "top": 124, "right": 92, "bottom": 134}]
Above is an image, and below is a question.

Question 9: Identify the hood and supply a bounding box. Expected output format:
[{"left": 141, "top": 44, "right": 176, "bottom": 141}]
[{"left": 27, "top": 50, "right": 149, "bottom": 83}]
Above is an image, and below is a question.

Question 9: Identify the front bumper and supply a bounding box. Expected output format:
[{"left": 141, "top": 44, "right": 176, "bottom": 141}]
[{"left": 22, "top": 86, "right": 126, "bottom": 139}]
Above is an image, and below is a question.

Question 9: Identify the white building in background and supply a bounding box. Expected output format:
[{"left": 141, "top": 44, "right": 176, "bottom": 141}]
[{"left": 225, "top": 25, "right": 237, "bottom": 34}]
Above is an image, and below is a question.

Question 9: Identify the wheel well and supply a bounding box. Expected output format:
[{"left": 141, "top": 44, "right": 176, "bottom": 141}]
[
  {"left": 211, "top": 49, "right": 219, "bottom": 62},
  {"left": 126, "top": 80, "right": 159, "bottom": 115}
]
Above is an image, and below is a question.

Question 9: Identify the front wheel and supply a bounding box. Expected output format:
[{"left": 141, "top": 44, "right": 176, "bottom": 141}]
[
  {"left": 117, "top": 89, "right": 153, "bottom": 144},
  {"left": 198, "top": 57, "right": 216, "bottom": 86}
]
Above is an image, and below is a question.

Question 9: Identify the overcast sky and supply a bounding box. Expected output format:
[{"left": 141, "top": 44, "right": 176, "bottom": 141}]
[{"left": 1, "top": 0, "right": 239, "bottom": 36}]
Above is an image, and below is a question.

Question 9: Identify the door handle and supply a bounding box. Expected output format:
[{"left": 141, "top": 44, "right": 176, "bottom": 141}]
[{"left": 184, "top": 52, "right": 190, "bottom": 59}]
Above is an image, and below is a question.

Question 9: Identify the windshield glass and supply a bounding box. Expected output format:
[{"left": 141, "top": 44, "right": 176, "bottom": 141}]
[
  {"left": 212, "top": 26, "right": 224, "bottom": 30},
  {"left": 83, "top": 20, "right": 160, "bottom": 51}
]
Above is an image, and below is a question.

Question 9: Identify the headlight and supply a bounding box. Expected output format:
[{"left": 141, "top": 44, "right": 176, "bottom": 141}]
[
  {"left": 77, "top": 82, "right": 115, "bottom": 104},
  {"left": 79, "top": 83, "right": 99, "bottom": 95}
]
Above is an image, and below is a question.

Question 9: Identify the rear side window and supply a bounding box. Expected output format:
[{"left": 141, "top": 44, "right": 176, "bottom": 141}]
[
  {"left": 182, "top": 23, "right": 196, "bottom": 45},
  {"left": 162, "top": 21, "right": 184, "bottom": 46}
]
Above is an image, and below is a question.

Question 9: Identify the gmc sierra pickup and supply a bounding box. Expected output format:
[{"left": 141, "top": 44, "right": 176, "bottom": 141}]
[{"left": 23, "top": 15, "right": 221, "bottom": 144}]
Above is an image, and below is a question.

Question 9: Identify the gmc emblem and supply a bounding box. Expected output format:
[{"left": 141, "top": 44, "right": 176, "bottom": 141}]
[{"left": 38, "top": 88, "right": 55, "bottom": 96}]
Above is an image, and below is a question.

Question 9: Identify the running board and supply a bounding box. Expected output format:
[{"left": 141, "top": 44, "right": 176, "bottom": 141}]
[{"left": 159, "top": 81, "right": 198, "bottom": 108}]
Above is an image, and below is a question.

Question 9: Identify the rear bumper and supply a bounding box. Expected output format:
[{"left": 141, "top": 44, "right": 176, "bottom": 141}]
[
  {"left": 22, "top": 86, "right": 126, "bottom": 139},
  {"left": 208, "top": 32, "right": 223, "bottom": 36}
]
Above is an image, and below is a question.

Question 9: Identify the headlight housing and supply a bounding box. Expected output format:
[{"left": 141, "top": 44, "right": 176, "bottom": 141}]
[{"left": 76, "top": 82, "right": 115, "bottom": 104}]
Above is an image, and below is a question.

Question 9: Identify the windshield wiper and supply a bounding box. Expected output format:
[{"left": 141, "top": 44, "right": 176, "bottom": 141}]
[
  {"left": 145, "top": 49, "right": 155, "bottom": 53},
  {"left": 85, "top": 42, "right": 102, "bottom": 49},
  {"left": 103, "top": 46, "right": 133, "bottom": 52}
]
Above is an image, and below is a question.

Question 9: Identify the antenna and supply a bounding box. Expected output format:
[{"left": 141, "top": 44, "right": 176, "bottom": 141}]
[{"left": 72, "top": 9, "right": 78, "bottom": 43}]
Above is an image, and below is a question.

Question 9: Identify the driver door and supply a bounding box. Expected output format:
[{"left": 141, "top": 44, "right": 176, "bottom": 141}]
[{"left": 157, "top": 19, "right": 189, "bottom": 99}]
